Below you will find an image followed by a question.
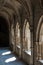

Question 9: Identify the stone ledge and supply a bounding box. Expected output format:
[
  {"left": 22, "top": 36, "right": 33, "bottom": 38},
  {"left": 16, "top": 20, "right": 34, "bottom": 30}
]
[
  {"left": 23, "top": 49, "right": 31, "bottom": 56},
  {"left": 16, "top": 45, "right": 21, "bottom": 49},
  {"left": 38, "top": 60, "right": 43, "bottom": 63}
]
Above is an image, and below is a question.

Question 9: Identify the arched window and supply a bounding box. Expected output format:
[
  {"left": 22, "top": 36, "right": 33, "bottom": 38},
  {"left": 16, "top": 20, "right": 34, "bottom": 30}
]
[
  {"left": 25, "top": 22, "right": 31, "bottom": 51},
  {"left": 16, "top": 22, "right": 20, "bottom": 47},
  {"left": 36, "top": 16, "right": 43, "bottom": 64},
  {"left": 38, "top": 23, "right": 43, "bottom": 60},
  {"left": 23, "top": 19, "right": 31, "bottom": 53}
]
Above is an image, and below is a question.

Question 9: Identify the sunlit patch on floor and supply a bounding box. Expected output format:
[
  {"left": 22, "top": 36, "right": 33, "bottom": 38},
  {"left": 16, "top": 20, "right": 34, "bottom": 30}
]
[
  {"left": 2, "top": 51, "right": 11, "bottom": 55},
  {"left": 5, "top": 57, "right": 17, "bottom": 63},
  {"left": 0, "top": 48, "right": 26, "bottom": 65}
]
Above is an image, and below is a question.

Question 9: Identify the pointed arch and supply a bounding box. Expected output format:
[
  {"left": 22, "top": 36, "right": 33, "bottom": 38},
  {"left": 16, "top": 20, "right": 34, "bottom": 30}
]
[
  {"left": 23, "top": 19, "right": 31, "bottom": 53},
  {"left": 36, "top": 15, "right": 43, "bottom": 60},
  {"left": 16, "top": 22, "right": 21, "bottom": 47},
  {"left": 36, "top": 15, "right": 43, "bottom": 42}
]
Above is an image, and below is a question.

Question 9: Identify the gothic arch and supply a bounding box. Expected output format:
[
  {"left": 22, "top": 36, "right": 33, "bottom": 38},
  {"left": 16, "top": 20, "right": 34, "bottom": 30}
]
[
  {"left": 5, "top": 0, "right": 21, "bottom": 23},
  {"left": 17, "top": 0, "right": 33, "bottom": 26},
  {"left": 0, "top": 0, "right": 21, "bottom": 25},
  {"left": 15, "top": 22, "right": 21, "bottom": 56},
  {"left": 36, "top": 15, "right": 43, "bottom": 42},
  {"left": 0, "top": 9, "right": 13, "bottom": 27},
  {"left": 0, "top": 12, "right": 10, "bottom": 28},
  {"left": 0, "top": 9, "right": 15, "bottom": 48},
  {"left": 35, "top": 15, "right": 43, "bottom": 62},
  {"left": 15, "top": 22, "right": 21, "bottom": 46},
  {"left": 23, "top": 19, "right": 31, "bottom": 51}
]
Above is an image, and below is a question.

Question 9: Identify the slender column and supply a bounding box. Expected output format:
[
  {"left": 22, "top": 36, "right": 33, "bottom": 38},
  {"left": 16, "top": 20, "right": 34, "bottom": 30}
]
[
  {"left": 14, "top": 27, "right": 16, "bottom": 52},
  {"left": 30, "top": 27, "right": 34, "bottom": 65},
  {"left": 20, "top": 26, "right": 23, "bottom": 58}
]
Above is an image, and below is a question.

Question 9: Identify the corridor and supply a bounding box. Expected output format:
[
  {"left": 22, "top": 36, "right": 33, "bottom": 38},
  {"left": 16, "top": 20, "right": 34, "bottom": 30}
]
[
  {"left": 0, "top": 47, "right": 27, "bottom": 65},
  {"left": 0, "top": 0, "right": 43, "bottom": 65}
]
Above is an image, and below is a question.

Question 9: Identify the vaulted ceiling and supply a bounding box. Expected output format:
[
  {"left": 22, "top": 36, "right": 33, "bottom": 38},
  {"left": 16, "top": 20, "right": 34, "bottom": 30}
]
[{"left": 0, "top": 0, "right": 33, "bottom": 27}]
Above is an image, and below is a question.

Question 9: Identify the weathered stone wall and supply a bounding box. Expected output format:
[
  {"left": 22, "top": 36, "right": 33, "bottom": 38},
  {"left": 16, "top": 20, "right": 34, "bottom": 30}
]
[{"left": 1, "top": 0, "right": 43, "bottom": 65}]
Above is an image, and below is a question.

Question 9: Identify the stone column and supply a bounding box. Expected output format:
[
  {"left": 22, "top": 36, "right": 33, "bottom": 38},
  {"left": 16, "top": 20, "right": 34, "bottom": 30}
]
[
  {"left": 31, "top": 32, "right": 33, "bottom": 64},
  {"left": 14, "top": 27, "right": 16, "bottom": 52},
  {"left": 30, "top": 27, "right": 34, "bottom": 65},
  {"left": 33, "top": 41, "right": 38, "bottom": 65},
  {"left": 20, "top": 26, "right": 23, "bottom": 58}
]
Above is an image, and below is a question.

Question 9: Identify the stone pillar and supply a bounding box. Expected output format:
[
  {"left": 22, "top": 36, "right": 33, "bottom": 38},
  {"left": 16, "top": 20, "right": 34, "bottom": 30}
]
[
  {"left": 33, "top": 31, "right": 36, "bottom": 65},
  {"left": 36, "top": 42, "right": 39, "bottom": 60},
  {"left": 20, "top": 26, "right": 23, "bottom": 58},
  {"left": 9, "top": 25, "right": 12, "bottom": 50},
  {"left": 13, "top": 27, "right": 16, "bottom": 52},
  {"left": 14, "top": 27, "right": 16, "bottom": 52},
  {"left": 31, "top": 31, "right": 34, "bottom": 64},
  {"left": 30, "top": 26, "right": 34, "bottom": 65},
  {"left": 33, "top": 41, "right": 39, "bottom": 65}
]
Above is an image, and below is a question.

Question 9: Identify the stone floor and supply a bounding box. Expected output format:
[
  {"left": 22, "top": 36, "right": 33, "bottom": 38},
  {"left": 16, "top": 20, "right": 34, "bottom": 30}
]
[{"left": 0, "top": 47, "right": 27, "bottom": 65}]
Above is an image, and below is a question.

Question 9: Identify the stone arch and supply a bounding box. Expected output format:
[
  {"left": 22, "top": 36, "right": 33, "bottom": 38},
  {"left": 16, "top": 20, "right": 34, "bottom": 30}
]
[
  {"left": 0, "top": 12, "right": 10, "bottom": 27},
  {"left": 35, "top": 15, "right": 43, "bottom": 61},
  {"left": 15, "top": 22, "right": 21, "bottom": 46},
  {"left": 39, "top": 23, "right": 43, "bottom": 59},
  {"left": 17, "top": 0, "right": 33, "bottom": 26},
  {"left": 10, "top": 22, "right": 15, "bottom": 51},
  {"left": 15, "top": 22, "right": 21, "bottom": 56},
  {"left": 4, "top": 0, "right": 21, "bottom": 23},
  {"left": 25, "top": 0, "right": 33, "bottom": 26},
  {"left": 0, "top": 7, "right": 14, "bottom": 25},
  {"left": 0, "top": 0, "right": 21, "bottom": 26},
  {"left": 23, "top": 19, "right": 31, "bottom": 51},
  {"left": 0, "top": 10, "right": 15, "bottom": 48},
  {"left": 36, "top": 15, "right": 43, "bottom": 42}
]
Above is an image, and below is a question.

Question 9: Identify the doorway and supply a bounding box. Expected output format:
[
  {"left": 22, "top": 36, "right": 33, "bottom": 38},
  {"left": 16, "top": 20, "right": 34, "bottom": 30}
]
[{"left": 0, "top": 16, "right": 9, "bottom": 47}]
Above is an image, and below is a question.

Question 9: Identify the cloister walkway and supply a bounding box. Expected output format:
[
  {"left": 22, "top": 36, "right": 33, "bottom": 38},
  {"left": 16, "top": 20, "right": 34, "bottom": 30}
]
[{"left": 0, "top": 47, "right": 27, "bottom": 65}]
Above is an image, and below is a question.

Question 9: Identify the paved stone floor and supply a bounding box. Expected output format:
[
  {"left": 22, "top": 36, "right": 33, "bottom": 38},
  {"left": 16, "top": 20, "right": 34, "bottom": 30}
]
[{"left": 0, "top": 47, "right": 27, "bottom": 65}]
